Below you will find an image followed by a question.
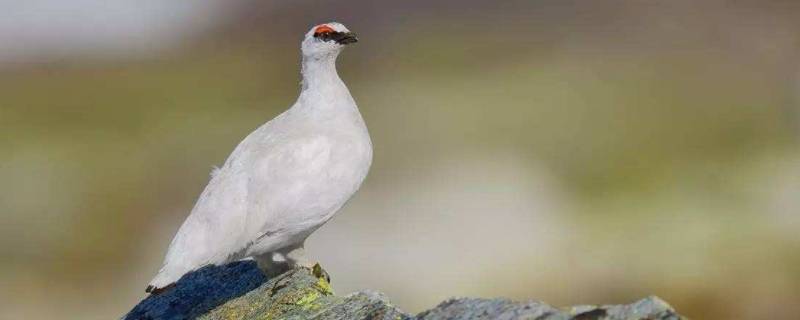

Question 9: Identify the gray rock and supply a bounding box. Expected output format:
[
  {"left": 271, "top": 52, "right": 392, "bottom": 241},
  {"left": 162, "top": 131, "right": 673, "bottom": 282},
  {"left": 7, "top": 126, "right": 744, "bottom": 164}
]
[
  {"left": 125, "top": 261, "right": 686, "bottom": 320},
  {"left": 417, "top": 296, "right": 685, "bottom": 320}
]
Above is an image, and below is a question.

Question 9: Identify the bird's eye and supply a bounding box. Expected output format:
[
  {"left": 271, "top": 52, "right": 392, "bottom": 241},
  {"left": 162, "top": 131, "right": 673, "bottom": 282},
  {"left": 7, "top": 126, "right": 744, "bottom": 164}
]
[{"left": 313, "top": 25, "right": 335, "bottom": 37}]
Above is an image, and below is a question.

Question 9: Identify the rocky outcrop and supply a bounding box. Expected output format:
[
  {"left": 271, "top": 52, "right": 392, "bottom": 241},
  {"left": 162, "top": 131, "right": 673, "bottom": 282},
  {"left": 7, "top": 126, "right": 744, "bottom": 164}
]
[{"left": 125, "top": 261, "right": 686, "bottom": 320}]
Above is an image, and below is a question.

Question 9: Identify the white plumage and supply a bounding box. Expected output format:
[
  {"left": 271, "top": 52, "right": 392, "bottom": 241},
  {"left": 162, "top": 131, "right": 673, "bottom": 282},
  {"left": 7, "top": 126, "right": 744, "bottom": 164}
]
[{"left": 147, "top": 22, "right": 371, "bottom": 293}]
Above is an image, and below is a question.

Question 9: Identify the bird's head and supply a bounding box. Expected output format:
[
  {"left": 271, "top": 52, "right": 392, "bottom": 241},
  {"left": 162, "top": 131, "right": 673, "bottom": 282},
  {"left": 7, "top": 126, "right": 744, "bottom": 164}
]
[{"left": 301, "top": 22, "right": 358, "bottom": 59}]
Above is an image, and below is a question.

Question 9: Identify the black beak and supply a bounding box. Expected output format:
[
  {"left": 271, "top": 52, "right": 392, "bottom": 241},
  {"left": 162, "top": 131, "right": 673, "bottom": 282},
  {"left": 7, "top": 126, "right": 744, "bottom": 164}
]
[
  {"left": 333, "top": 32, "right": 358, "bottom": 45},
  {"left": 314, "top": 31, "right": 359, "bottom": 45}
]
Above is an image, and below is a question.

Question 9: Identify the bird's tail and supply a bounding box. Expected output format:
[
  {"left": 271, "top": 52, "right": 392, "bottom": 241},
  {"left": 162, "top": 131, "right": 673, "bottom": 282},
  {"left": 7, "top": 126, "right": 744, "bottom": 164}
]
[{"left": 146, "top": 267, "right": 181, "bottom": 295}]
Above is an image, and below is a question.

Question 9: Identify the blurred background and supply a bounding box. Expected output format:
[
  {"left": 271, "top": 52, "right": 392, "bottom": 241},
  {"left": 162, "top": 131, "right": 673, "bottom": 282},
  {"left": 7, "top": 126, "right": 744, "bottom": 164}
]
[{"left": 1, "top": 0, "right": 799, "bottom": 319}]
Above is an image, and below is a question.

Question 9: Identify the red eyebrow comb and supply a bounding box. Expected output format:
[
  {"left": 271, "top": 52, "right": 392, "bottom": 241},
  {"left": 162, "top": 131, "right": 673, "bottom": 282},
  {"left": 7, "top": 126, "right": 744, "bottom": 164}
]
[{"left": 314, "top": 25, "right": 335, "bottom": 34}]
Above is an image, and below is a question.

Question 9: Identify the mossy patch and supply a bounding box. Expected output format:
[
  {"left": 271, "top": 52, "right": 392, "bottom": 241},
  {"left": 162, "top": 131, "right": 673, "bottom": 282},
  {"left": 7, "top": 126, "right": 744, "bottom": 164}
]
[
  {"left": 296, "top": 290, "right": 322, "bottom": 310},
  {"left": 316, "top": 277, "right": 334, "bottom": 295}
]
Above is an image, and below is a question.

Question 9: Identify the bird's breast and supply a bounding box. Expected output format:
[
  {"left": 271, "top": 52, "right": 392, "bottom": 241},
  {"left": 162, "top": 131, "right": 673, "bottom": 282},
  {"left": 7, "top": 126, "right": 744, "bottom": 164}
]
[{"left": 249, "top": 123, "right": 372, "bottom": 231}]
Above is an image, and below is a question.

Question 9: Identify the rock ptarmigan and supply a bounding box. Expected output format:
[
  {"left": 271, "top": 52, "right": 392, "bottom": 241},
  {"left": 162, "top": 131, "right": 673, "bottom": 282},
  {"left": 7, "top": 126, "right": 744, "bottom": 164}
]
[{"left": 146, "top": 22, "right": 371, "bottom": 294}]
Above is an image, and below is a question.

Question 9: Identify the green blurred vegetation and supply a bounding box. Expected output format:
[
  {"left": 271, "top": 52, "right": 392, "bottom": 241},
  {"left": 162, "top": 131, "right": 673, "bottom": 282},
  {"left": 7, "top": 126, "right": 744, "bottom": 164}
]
[{"left": 1, "top": 2, "right": 800, "bottom": 319}]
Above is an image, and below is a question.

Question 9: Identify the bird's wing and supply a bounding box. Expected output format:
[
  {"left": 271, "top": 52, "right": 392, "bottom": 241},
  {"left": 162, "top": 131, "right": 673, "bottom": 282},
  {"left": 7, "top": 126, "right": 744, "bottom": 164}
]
[
  {"left": 148, "top": 160, "right": 249, "bottom": 289},
  {"left": 239, "top": 133, "right": 336, "bottom": 251},
  {"left": 150, "top": 125, "right": 338, "bottom": 289}
]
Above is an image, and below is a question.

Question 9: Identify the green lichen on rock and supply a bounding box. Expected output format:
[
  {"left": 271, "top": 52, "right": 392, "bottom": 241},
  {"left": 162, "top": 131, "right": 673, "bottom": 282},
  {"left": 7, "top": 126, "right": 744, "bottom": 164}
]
[
  {"left": 125, "top": 261, "right": 687, "bottom": 320},
  {"left": 197, "top": 267, "right": 407, "bottom": 320}
]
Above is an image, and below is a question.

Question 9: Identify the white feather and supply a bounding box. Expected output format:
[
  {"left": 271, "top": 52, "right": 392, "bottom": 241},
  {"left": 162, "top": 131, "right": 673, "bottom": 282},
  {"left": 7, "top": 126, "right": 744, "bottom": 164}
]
[{"left": 148, "top": 22, "right": 371, "bottom": 290}]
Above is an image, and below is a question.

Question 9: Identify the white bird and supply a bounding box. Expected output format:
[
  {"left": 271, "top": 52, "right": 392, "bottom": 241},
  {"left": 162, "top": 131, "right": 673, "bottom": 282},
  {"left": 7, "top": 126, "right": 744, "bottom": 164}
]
[{"left": 146, "top": 22, "right": 371, "bottom": 294}]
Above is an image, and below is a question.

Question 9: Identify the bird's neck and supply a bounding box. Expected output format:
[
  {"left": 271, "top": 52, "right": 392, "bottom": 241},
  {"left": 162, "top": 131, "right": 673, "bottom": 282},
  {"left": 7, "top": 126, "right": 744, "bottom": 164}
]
[
  {"left": 300, "top": 55, "right": 342, "bottom": 92},
  {"left": 296, "top": 55, "right": 355, "bottom": 113}
]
